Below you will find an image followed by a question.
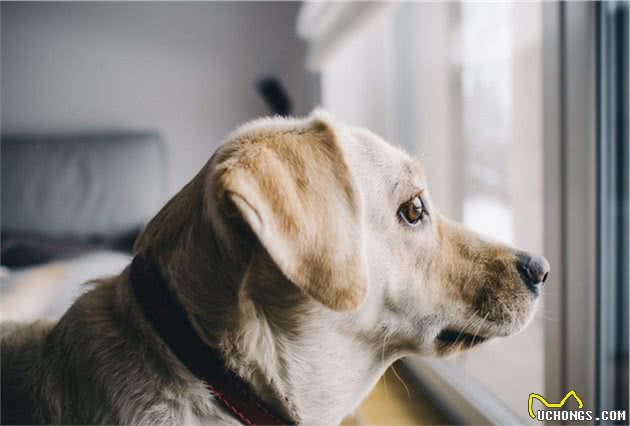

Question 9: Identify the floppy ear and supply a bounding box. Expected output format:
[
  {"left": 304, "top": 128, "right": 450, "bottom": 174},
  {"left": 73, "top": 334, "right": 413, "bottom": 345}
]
[{"left": 211, "top": 116, "right": 368, "bottom": 311}]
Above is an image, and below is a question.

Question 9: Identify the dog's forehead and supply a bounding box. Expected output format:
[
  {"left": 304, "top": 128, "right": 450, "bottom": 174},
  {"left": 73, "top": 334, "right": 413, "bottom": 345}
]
[
  {"left": 340, "top": 126, "right": 427, "bottom": 194},
  {"left": 227, "top": 113, "right": 426, "bottom": 194}
]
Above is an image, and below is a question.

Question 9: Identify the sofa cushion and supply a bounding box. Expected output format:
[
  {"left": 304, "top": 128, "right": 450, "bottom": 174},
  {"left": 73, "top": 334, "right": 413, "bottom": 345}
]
[{"left": 1, "top": 132, "right": 167, "bottom": 239}]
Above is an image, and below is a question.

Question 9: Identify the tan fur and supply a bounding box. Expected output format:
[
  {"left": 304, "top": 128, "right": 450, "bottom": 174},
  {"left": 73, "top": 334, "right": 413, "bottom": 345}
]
[
  {"left": 1, "top": 111, "right": 546, "bottom": 425},
  {"left": 212, "top": 118, "right": 367, "bottom": 311}
]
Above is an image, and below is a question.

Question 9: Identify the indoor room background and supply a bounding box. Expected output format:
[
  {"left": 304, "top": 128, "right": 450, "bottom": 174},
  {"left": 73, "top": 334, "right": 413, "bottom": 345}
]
[{"left": 1, "top": 2, "right": 627, "bottom": 426}]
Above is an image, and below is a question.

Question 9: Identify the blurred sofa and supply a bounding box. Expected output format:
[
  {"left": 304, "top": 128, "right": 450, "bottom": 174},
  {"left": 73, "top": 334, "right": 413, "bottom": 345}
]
[{"left": 0, "top": 132, "right": 167, "bottom": 320}]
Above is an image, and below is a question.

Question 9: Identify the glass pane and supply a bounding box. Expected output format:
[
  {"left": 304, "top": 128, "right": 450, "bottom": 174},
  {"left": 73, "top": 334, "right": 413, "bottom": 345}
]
[
  {"left": 321, "top": 1, "right": 547, "bottom": 421},
  {"left": 455, "top": 2, "right": 545, "bottom": 418},
  {"left": 390, "top": 1, "right": 546, "bottom": 419}
]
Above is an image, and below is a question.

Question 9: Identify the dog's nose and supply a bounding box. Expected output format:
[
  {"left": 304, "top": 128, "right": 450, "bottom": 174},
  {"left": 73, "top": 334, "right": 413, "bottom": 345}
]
[{"left": 517, "top": 254, "right": 550, "bottom": 293}]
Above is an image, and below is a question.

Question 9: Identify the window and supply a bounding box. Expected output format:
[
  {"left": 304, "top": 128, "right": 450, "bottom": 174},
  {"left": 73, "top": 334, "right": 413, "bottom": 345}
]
[
  {"left": 317, "top": 3, "right": 545, "bottom": 420},
  {"left": 597, "top": 1, "right": 629, "bottom": 419},
  {"left": 298, "top": 2, "right": 628, "bottom": 423}
]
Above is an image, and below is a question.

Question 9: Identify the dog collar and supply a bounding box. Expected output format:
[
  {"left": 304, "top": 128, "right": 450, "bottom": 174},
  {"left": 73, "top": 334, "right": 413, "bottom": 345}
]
[{"left": 129, "top": 255, "right": 292, "bottom": 426}]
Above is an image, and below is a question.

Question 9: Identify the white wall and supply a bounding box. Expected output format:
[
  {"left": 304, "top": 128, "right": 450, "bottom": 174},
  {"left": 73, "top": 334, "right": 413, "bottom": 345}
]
[
  {"left": 1, "top": 2, "right": 312, "bottom": 194},
  {"left": 321, "top": 9, "right": 395, "bottom": 140},
  {"left": 320, "top": 4, "right": 460, "bottom": 218}
]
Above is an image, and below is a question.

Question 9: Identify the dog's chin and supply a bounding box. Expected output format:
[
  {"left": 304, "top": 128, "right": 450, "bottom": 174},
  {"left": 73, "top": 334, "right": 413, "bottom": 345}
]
[
  {"left": 432, "top": 308, "right": 537, "bottom": 357},
  {"left": 433, "top": 328, "right": 491, "bottom": 356}
]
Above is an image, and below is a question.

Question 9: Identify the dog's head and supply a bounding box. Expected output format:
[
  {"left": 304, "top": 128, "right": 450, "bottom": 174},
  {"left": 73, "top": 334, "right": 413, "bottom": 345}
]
[
  {"left": 139, "top": 111, "right": 548, "bottom": 360},
  {"left": 205, "top": 111, "right": 549, "bottom": 358}
]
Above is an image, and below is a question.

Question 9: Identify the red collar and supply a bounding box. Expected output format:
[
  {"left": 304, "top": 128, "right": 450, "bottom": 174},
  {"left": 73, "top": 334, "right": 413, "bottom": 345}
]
[{"left": 130, "top": 255, "right": 292, "bottom": 426}]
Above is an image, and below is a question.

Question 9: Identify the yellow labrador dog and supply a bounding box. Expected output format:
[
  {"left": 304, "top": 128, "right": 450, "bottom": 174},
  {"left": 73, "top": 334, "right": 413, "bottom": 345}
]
[{"left": 1, "top": 111, "right": 549, "bottom": 425}]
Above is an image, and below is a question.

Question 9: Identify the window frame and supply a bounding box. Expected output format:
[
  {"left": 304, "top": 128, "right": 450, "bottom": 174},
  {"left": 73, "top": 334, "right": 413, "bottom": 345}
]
[
  {"left": 404, "top": 3, "right": 601, "bottom": 424},
  {"left": 596, "top": 0, "right": 629, "bottom": 420},
  {"left": 543, "top": 2, "right": 599, "bottom": 417}
]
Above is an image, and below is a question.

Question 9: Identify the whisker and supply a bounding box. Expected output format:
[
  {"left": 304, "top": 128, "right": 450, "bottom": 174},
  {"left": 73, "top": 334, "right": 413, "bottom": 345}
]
[
  {"left": 498, "top": 300, "right": 516, "bottom": 322},
  {"left": 472, "top": 312, "right": 490, "bottom": 345},
  {"left": 381, "top": 328, "right": 393, "bottom": 400},
  {"left": 390, "top": 363, "right": 411, "bottom": 400},
  {"left": 534, "top": 307, "right": 554, "bottom": 320},
  {"left": 452, "top": 309, "right": 479, "bottom": 347}
]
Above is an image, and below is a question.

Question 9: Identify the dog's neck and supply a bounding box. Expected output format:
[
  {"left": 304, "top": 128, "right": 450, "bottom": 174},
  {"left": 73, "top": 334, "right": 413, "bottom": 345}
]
[
  {"left": 133, "top": 180, "right": 395, "bottom": 424},
  {"left": 222, "top": 251, "right": 400, "bottom": 425},
  {"left": 159, "top": 243, "right": 393, "bottom": 425}
]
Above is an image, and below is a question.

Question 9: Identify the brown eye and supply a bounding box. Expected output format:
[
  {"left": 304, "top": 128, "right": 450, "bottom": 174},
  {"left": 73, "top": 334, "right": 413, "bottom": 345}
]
[{"left": 398, "top": 195, "right": 427, "bottom": 226}]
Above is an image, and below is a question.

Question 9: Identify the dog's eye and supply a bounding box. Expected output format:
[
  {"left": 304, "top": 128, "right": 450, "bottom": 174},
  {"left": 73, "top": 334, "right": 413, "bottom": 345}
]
[{"left": 398, "top": 195, "right": 428, "bottom": 226}]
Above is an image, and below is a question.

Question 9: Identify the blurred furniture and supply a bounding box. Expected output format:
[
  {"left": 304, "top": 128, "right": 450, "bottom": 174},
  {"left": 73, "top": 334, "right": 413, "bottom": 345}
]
[
  {"left": 0, "top": 131, "right": 167, "bottom": 320},
  {"left": 2, "top": 132, "right": 166, "bottom": 242}
]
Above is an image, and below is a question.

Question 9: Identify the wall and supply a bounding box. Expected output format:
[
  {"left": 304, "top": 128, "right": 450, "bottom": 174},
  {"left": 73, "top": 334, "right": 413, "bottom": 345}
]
[
  {"left": 321, "top": 8, "right": 394, "bottom": 140},
  {"left": 1, "top": 2, "right": 312, "bottom": 194},
  {"left": 320, "top": 4, "right": 459, "bottom": 218}
]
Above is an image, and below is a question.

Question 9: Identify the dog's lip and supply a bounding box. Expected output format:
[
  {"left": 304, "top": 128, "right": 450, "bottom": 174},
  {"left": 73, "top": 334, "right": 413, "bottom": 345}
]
[{"left": 435, "top": 328, "right": 488, "bottom": 347}]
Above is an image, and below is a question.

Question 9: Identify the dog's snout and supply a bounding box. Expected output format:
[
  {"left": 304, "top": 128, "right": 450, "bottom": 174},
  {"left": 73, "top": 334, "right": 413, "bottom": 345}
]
[{"left": 517, "top": 254, "right": 550, "bottom": 293}]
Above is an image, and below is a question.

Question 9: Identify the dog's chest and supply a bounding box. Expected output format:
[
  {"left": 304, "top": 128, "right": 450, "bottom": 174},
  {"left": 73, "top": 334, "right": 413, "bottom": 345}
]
[{"left": 120, "top": 381, "right": 243, "bottom": 426}]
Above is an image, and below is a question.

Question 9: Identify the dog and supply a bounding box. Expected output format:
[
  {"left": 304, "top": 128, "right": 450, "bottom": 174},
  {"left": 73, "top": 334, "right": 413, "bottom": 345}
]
[{"left": 1, "top": 111, "right": 549, "bottom": 425}]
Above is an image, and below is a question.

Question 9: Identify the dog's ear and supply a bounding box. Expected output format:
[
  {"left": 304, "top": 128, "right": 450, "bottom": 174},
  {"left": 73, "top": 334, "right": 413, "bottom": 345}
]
[{"left": 211, "top": 115, "right": 368, "bottom": 311}]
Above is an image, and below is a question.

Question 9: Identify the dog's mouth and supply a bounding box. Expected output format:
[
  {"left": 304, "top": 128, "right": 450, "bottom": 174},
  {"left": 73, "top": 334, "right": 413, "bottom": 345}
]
[{"left": 436, "top": 328, "right": 488, "bottom": 348}]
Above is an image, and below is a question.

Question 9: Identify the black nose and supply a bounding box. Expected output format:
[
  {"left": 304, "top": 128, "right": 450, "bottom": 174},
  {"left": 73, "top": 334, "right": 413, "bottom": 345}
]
[{"left": 517, "top": 254, "right": 550, "bottom": 293}]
